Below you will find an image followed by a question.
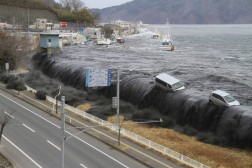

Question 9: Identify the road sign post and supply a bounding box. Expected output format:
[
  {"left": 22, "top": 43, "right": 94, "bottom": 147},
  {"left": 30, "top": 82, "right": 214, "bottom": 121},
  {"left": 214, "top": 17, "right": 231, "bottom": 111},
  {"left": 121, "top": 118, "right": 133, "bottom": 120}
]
[{"left": 5, "top": 63, "right": 9, "bottom": 77}]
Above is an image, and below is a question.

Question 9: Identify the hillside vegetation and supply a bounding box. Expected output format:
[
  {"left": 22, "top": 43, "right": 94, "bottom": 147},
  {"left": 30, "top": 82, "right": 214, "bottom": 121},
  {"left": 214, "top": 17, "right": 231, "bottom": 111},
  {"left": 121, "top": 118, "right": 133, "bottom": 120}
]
[
  {"left": 94, "top": 0, "right": 252, "bottom": 24},
  {"left": 0, "top": 0, "right": 96, "bottom": 26},
  {"left": 0, "top": 0, "right": 57, "bottom": 15}
]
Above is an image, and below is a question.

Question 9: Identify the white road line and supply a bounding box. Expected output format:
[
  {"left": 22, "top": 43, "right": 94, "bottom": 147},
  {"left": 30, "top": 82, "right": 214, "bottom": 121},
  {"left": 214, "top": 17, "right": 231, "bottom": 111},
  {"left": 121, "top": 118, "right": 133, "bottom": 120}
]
[
  {"left": 22, "top": 124, "right": 35, "bottom": 133},
  {"left": 4, "top": 111, "right": 14, "bottom": 118},
  {"left": 0, "top": 92, "right": 129, "bottom": 168},
  {"left": 3, "top": 135, "right": 43, "bottom": 168},
  {"left": 47, "top": 140, "right": 61, "bottom": 151},
  {"left": 80, "top": 163, "right": 87, "bottom": 168}
]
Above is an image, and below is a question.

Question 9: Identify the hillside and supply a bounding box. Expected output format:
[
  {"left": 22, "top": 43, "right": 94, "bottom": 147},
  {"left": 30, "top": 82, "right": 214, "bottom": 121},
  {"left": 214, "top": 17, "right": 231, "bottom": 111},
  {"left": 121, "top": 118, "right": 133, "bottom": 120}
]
[
  {"left": 0, "top": 5, "right": 58, "bottom": 25},
  {"left": 94, "top": 0, "right": 252, "bottom": 24},
  {"left": 0, "top": 0, "right": 58, "bottom": 26}
]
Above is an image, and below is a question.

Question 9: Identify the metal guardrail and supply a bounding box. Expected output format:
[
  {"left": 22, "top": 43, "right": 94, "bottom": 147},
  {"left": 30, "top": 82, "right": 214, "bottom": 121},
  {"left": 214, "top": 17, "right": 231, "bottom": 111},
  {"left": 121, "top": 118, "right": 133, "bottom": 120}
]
[{"left": 26, "top": 86, "right": 210, "bottom": 168}]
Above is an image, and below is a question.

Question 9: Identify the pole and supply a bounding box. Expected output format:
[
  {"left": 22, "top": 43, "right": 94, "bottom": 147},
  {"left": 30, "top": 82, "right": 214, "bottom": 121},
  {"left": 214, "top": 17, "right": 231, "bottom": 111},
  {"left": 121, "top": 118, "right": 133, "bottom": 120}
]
[
  {"left": 61, "top": 96, "right": 65, "bottom": 168},
  {"left": 12, "top": 17, "right": 15, "bottom": 33},
  {"left": 116, "top": 69, "right": 120, "bottom": 128},
  {"left": 5, "top": 63, "right": 9, "bottom": 77},
  {"left": 27, "top": 8, "right": 29, "bottom": 32}
]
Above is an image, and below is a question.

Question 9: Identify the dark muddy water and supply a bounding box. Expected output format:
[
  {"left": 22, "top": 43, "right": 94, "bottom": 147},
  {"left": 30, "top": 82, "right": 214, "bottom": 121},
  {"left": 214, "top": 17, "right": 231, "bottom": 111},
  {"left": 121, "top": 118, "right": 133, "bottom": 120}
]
[
  {"left": 56, "top": 24, "right": 252, "bottom": 105},
  {"left": 33, "top": 24, "right": 252, "bottom": 148}
]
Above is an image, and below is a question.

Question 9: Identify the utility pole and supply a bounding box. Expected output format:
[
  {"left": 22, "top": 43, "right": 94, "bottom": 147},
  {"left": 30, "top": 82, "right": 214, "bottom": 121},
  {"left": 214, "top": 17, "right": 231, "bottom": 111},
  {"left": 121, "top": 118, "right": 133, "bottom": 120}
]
[
  {"left": 116, "top": 69, "right": 120, "bottom": 128},
  {"left": 61, "top": 96, "right": 65, "bottom": 168},
  {"left": 12, "top": 17, "right": 15, "bottom": 33},
  {"left": 27, "top": 8, "right": 29, "bottom": 32}
]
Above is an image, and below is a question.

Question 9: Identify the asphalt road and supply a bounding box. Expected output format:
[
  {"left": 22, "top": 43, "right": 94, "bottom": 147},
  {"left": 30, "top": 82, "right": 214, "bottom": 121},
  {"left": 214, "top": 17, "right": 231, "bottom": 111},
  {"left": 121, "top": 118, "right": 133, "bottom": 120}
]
[{"left": 0, "top": 90, "right": 149, "bottom": 168}]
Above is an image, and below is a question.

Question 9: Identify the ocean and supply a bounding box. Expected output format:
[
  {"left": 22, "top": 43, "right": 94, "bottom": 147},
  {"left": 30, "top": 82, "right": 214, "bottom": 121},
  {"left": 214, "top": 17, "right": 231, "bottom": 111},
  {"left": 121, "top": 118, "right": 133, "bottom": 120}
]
[
  {"left": 33, "top": 24, "right": 252, "bottom": 147},
  {"left": 56, "top": 24, "right": 252, "bottom": 106}
]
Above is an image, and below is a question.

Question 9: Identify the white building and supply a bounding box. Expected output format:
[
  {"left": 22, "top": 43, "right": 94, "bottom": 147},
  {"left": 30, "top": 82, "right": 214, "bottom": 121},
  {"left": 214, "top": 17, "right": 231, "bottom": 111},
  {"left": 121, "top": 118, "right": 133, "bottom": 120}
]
[{"left": 112, "top": 20, "right": 131, "bottom": 28}]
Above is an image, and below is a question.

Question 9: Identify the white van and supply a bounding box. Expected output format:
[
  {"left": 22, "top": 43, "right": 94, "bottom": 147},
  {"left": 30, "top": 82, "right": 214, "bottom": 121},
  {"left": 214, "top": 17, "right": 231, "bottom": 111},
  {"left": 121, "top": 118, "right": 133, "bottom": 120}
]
[{"left": 155, "top": 73, "right": 185, "bottom": 92}]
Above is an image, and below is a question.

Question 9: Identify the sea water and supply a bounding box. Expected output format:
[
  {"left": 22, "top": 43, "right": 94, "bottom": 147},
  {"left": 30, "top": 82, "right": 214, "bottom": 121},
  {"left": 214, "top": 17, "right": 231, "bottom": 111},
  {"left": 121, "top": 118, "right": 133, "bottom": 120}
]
[
  {"left": 34, "top": 24, "right": 252, "bottom": 147},
  {"left": 56, "top": 24, "right": 252, "bottom": 106}
]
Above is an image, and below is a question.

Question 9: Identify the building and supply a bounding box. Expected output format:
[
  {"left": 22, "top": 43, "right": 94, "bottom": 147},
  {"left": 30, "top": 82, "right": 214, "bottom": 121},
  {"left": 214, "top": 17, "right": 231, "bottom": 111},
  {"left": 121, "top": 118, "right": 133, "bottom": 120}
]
[
  {"left": 39, "top": 33, "right": 62, "bottom": 55},
  {"left": 112, "top": 20, "right": 131, "bottom": 28}
]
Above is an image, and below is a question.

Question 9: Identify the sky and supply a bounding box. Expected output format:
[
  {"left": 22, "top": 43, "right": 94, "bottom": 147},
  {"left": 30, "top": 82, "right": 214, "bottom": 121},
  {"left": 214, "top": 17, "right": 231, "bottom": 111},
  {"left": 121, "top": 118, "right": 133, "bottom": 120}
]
[{"left": 82, "top": 0, "right": 132, "bottom": 9}]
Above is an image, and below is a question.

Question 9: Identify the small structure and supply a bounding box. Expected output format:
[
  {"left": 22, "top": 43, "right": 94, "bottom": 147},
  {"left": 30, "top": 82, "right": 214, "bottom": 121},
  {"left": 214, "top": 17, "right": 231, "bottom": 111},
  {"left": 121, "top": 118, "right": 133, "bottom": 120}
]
[
  {"left": 39, "top": 33, "right": 62, "bottom": 55},
  {"left": 112, "top": 20, "right": 131, "bottom": 28}
]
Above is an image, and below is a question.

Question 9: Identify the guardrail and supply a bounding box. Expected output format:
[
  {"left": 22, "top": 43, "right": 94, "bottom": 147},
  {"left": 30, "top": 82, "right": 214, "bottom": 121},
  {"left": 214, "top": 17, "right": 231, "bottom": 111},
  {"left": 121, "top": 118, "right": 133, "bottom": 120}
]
[{"left": 27, "top": 85, "right": 210, "bottom": 168}]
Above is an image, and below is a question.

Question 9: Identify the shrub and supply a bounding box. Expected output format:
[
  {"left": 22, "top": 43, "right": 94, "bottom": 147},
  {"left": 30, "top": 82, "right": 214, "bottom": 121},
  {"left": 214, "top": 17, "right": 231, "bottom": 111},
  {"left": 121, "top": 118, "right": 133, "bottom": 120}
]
[
  {"left": 35, "top": 90, "right": 47, "bottom": 100},
  {"left": 6, "top": 76, "right": 26, "bottom": 91}
]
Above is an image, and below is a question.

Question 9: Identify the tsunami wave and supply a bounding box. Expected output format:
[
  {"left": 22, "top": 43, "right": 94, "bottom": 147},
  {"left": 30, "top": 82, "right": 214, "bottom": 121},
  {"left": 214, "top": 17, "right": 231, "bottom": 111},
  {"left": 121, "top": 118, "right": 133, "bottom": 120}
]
[{"left": 32, "top": 53, "right": 252, "bottom": 148}]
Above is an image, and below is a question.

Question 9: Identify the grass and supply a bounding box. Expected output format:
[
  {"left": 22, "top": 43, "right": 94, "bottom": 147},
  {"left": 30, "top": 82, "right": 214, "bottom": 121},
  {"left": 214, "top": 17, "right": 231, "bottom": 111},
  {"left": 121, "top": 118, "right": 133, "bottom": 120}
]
[
  {"left": 108, "top": 116, "right": 252, "bottom": 168},
  {"left": 0, "top": 152, "right": 13, "bottom": 168},
  {"left": 76, "top": 103, "right": 92, "bottom": 111}
]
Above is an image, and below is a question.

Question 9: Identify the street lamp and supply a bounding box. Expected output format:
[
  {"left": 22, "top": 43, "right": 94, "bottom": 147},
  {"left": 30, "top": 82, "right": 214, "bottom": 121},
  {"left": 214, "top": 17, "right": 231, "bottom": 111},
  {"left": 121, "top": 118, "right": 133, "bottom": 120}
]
[{"left": 53, "top": 85, "right": 61, "bottom": 114}]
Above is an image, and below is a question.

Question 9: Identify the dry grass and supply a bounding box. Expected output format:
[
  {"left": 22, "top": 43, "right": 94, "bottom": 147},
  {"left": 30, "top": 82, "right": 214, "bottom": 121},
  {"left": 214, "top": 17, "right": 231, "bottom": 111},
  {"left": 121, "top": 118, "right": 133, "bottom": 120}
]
[
  {"left": 0, "top": 152, "right": 13, "bottom": 168},
  {"left": 76, "top": 103, "right": 92, "bottom": 111},
  {"left": 108, "top": 116, "right": 252, "bottom": 168}
]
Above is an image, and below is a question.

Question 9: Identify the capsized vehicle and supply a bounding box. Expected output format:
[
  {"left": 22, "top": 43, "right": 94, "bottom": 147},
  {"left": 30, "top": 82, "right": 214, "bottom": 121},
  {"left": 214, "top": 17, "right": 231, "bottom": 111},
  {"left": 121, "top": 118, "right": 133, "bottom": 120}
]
[
  {"left": 155, "top": 73, "right": 185, "bottom": 92},
  {"left": 209, "top": 90, "right": 240, "bottom": 107}
]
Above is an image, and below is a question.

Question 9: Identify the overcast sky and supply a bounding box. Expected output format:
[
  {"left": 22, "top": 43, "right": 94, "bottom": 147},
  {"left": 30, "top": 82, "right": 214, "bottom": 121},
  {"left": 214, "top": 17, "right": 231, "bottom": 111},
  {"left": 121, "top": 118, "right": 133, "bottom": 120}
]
[{"left": 83, "top": 0, "right": 132, "bottom": 9}]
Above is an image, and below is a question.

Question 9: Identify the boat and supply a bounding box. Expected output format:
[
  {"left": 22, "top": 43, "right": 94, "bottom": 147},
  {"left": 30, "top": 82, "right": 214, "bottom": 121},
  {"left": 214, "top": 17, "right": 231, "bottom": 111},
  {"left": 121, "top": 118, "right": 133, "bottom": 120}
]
[
  {"left": 96, "top": 37, "right": 111, "bottom": 45},
  {"left": 96, "top": 32, "right": 111, "bottom": 45},
  {"left": 159, "top": 18, "right": 174, "bottom": 51},
  {"left": 152, "top": 28, "right": 161, "bottom": 39},
  {"left": 110, "top": 33, "right": 125, "bottom": 44},
  {"left": 159, "top": 36, "right": 174, "bottom": 51}
]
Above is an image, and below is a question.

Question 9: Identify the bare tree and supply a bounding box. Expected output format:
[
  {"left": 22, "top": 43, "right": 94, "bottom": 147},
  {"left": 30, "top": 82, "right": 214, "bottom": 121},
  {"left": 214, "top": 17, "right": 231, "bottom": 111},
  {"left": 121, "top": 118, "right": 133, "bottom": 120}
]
[
  {"left": 0, "top": 109, "right": 13, "bottom": 142},
  {"left": 0, "top": 33, "right": 28, "bottom": 72},
  {"left": 38, "top": 0, "right": 56, "bottom": 6},
  {"left": 60, "top": 0, "right": 84, "bottom": 11},
  {"left": 91, "top": 11, "right": 101, "bottom": 25},
  {"left": 60, "top": 0, "right": 72, "bottom": 11},
  {"left": 72, "top": 0, "right": 84, "bottom": 11}
]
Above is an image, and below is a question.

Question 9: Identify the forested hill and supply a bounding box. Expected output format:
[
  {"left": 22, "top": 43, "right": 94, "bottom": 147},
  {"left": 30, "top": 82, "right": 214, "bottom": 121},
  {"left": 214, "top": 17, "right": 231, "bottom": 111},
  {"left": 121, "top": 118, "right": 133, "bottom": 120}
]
[{"left": 93, "top": 0, "right": 252, "bottom": 24}]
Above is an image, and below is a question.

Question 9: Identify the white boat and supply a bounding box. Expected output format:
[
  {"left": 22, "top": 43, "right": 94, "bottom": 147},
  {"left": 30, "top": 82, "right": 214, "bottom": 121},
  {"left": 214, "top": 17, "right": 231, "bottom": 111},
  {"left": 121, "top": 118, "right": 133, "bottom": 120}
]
[
  {"left": 96, "top": 32, "right": 111, "bottom": 45},
  {"left": 110, "top": 33, "right": 125, "bottom": 44},
  {"left": 152, "top": 28, "right": 161, "bottom": 39},
  {"left": 159, "top": 18, "right": 174, "bottom": 51},
  {"left": 96, "top": 37, "right": 111, "bottom": 45}
]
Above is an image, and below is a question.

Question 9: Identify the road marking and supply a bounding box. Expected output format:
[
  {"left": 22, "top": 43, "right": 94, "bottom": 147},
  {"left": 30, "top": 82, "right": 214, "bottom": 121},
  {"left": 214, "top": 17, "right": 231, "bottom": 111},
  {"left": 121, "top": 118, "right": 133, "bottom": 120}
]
[
  {"left": 47, "top": 140, "right": 61, "bottom": 151},
  {"left": 3, "top": 135, "right": 43, "bottom": 168},
  {"left": 22, "top": 124, "right": 35, "bottom": 133},
  {"left": 80, "top": 163, "right": 87, "bottom": 168},
  {"left": 4, "top": 111, "right": 14, "bottom": 118},
  {"left": 0, "top": 92, "right": 60, "bottom": 129},
  {"left": 0, "top": 92, "right": 130, "bottom": 168}
]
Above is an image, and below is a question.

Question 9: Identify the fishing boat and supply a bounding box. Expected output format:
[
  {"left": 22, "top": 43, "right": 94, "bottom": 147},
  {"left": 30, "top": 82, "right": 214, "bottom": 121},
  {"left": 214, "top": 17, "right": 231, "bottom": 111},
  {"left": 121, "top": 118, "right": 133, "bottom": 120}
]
[
  {"left": 96, "top": 32, "right": 111, "bottom": 45},
  {"left": 159, "top": 18, "right": 174, "bottom": 51},
  {"left": 152, "top": 28, "right": 161, "bottom": 39},
  {"left": 96, "top": 36, "right": 111, "bottom": 45},
  {"left": 159, "top": 34, "right": 174, "bottom": 51}
]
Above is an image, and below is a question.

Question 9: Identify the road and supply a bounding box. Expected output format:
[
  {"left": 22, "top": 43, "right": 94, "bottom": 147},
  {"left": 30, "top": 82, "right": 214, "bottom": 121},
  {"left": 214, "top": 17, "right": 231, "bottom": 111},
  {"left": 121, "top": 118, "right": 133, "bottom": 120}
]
[{"left": 0, "top": 90, "right": 149, "bottom": 168}]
